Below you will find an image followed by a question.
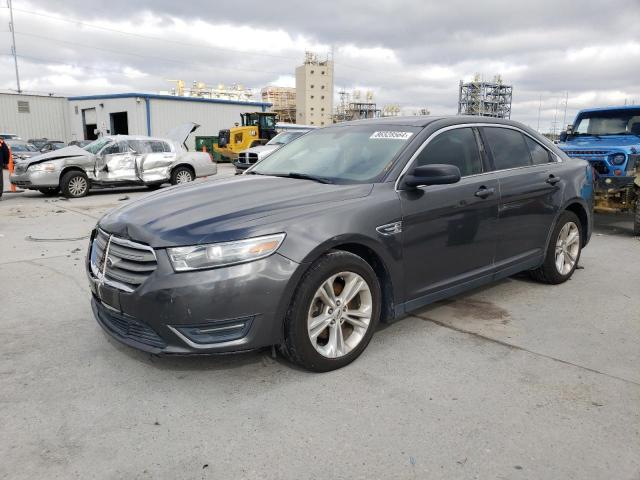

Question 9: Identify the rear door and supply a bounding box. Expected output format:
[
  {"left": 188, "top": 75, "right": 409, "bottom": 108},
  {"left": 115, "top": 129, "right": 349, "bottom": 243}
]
[
  {"left": 399, "top": 127, "right": 500, "bottom": 305},
  {"left": 480, "top": 126, "right": 562, "bottom": 269}
]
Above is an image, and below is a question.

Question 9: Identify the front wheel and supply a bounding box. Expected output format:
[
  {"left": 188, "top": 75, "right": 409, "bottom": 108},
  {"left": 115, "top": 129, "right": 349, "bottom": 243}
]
[
  {"left": 282, "top": 251, "right": 381, "bottom": 372},
  {"left": 530, "top": 210, "right": 582, "bottom": 284},
  {"left": 60, "top": 171, "right": 89, "bottom": 198}
]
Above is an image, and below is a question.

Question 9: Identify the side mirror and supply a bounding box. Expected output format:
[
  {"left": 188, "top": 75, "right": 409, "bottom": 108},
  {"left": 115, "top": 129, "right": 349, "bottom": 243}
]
[
  {"left": 559, "top": 131, "right": 567, "bottom": 142},
  {"left": 403, "top": 164, "right": 461, "bottom": 188}
]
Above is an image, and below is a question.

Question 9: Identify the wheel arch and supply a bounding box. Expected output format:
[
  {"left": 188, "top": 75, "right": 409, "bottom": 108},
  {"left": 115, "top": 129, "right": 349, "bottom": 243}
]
[
  {"left": 290, "top": 235, "right": 399, "bottom": 324},
  {"left": 59, "top": 165, "right": 88, "bottom": 183},
  {"left": 564, "top": 200, "right": 589, "bottom": 247},
  {"left": 171, "top": 163, "right": 195, "bottom": 177}
]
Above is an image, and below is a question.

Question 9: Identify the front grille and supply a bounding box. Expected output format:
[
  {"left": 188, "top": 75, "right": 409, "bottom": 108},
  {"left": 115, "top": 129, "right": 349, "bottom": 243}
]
[
  {"left": 238, "top": 152, "right": 259, "bottom": 164},
  {"left": 591, "top": 160, "right": 610, "bottom": 175},
  {"left": 563, "top": 150, "right": 609, "bottom": 156},
  {"left": 95, "top": 301, "right": 166, "bottom": 348},
  {"left": 91, "top": 229, "right": 157, "bottom": 292}
]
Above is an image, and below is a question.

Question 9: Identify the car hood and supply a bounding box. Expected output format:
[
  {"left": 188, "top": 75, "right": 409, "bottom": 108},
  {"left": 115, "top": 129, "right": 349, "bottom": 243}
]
[
  {"left": 559, "top": 135, "right": 640, "bottom": 151},
  {"left": 98, "top": 176, "right": 373, "bottom": 248},
  {"left": 244, "top": 145, "right": 278, "bottom": 155},
  {"left": 164, "top": 122, "right": 200, "bottom": 146},
  {"left": 21, "top": 145, "right": 89, "bottom": 166}
]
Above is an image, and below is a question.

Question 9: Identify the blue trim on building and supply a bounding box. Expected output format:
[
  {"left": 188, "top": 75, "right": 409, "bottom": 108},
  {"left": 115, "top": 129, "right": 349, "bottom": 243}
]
[
  {"left": 144, "top": 97, "right": 151, "bottom": 136},
  {"left": 67, "top": 92, "right": 271, "bottom": 109}
]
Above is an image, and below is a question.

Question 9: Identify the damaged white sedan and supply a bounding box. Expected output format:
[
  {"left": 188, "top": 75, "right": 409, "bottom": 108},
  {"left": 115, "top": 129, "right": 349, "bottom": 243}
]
[{"left": 10, "top": 123, "right": 216, "bottom": 198}]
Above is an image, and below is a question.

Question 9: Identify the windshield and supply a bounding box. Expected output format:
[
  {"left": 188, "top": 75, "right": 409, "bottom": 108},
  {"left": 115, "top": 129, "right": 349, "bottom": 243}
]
[
  {"left": 266, "top": 131, "right": 306, "bottom": 145},
  {"left": 252, "top": 125, "right": 419, "bottom": 183},
  {"left": 574, "top": 109, "right": 640, "bottom": 136},
  {"left": 83, "top": 138, "right": 112, "bottom": 154}
]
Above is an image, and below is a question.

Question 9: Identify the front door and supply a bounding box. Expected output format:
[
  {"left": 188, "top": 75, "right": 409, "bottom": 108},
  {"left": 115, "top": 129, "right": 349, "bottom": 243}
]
[
  {"left": 95, "top": 141, "right": 138, "bottom": 182},
  {"left": 398, "top": 127, "right": 500, "bottom": 307}
]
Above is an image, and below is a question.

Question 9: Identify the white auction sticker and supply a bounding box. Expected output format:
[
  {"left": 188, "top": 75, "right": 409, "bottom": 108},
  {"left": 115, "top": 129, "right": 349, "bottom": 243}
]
[{"left": 370, "top": 131, "right": 414, "bottom": 140}]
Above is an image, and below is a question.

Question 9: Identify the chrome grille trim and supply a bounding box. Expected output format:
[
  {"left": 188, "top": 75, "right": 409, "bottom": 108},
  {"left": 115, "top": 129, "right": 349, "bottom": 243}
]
[{"left": 90, "top": 229, "right": 157, "bottom": 292}]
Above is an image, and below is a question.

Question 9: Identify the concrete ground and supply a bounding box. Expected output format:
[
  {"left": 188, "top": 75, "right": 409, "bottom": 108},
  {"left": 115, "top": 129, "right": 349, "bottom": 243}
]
[{"left": 1, "top": 166, "right": 639, "bottom": 480}]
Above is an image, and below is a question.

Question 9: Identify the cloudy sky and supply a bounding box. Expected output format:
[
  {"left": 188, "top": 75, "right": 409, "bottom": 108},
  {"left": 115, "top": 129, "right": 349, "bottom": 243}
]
[{"left": 1, "top": 0, "right": 639, "bottom": 132}]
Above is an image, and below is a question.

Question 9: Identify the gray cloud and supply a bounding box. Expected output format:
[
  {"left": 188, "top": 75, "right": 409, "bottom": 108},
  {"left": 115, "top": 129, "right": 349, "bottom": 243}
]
[{"left": 1, "top": 0, "right": 639, "bottom": 132}]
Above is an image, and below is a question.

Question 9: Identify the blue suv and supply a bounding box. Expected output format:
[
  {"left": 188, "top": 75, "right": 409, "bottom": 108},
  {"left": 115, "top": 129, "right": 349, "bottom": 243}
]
[{"left": 559, "top": 105, "right": 640, "bottom": 234}]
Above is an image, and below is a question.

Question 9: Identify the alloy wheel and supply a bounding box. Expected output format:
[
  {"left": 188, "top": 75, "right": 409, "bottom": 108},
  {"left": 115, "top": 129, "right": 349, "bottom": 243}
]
[
  {"left": 554, "top": 221, "right": 580, "bottom": 275},
  {"left": 175, "top": 171, "right": 193, "bottom": 184},
  {"left": 68, "top": 176, "right": 88, "bottom": 197},
  {"left": 307, "top": 271, "right": 373, "bottom": 358}
]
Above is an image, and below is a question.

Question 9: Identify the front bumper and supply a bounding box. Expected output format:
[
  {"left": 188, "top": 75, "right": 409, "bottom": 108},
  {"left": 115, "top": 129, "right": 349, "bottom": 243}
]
[
  {"left": 10, "top": 169, "right": 60, "bottom": 189},
  {"left": 88, "top": 247, "right": 301, "bottom": 355}
]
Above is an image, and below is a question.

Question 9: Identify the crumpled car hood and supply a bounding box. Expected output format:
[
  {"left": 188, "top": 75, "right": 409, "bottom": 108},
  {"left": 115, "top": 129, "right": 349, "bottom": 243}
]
[
  {"left": 22, "top": 145, "right": 90, "bottom": 166},
  {"left": 98, "top": 175, "right": 373, "bottom": 248}
]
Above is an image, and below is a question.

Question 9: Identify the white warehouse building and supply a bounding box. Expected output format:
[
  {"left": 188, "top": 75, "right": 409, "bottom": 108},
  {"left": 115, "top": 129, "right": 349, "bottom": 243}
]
[
  {"left": 0, "top": 92, "right": 271, "bottom": 151},
  {"left": 0, "top": 92, "right": 71, "bottom": 142},
  {"left": 67, "top": 93, "right": 271, "bottom": 150}
]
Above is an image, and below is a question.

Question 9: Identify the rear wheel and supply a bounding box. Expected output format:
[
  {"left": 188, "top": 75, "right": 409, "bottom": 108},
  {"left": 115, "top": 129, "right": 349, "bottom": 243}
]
[
  {"left": 530, "top": 210, "right": 582, "bottom": 284},
  {"left": 60, "top": 171, "right": 89, "bottom": 198},
  {"left": 170, "top": 166, "right": 194, "bottom": 185},
  {"left": 282, "top": 251, "right": 381, "bottom": 372}
]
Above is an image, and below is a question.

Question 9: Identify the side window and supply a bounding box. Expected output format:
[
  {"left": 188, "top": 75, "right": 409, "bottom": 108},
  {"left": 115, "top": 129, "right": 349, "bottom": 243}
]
[
  {"left": 149, "top": 141, "right": 166, "bottom": 153},
  {"left": 525, "top": 136, "right": 552, "bottom": 165},
  {"left": 483, "top": 127, "right": 532, "bottom": 170},
  {"left": 102, "top": 142, "right": 125, "bottom": 155},
  {"left": 415, "top": 128, "right": 482, "bottom": 177}
]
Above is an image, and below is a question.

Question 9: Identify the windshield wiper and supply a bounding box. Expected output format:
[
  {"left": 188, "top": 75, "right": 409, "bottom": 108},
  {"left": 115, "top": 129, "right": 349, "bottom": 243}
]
[{"left": 272, "top": 172, "right": 334, "bottom": 184}]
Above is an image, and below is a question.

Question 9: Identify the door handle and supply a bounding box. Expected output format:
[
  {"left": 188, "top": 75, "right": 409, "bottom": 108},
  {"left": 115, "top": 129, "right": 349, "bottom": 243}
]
[
  {"left": 474, "top": 186, "right": 495, "bottom": 199},
  {"left": 546, "top": 175, "right": 561, "bottom": 185}
]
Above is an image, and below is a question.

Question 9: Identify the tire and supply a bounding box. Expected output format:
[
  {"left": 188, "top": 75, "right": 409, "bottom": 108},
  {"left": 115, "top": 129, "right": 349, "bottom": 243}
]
[
  {"left": 170, "top": 166, "right": 194, "bottom": 185},
  {"left": 282, "top": 251, "right": 381, "bottom": 372},
  {"left": 530, "top": 210, "right": 582, "bottom": 284},
  {"left": 60, "top": 170, "right": 89, "bottom": 198},
  {"left": 633, "top": 198, "right": 640, "bottom": 237},
  {"left": 38, "top": 187, "right": 60, "bottom": 196}
]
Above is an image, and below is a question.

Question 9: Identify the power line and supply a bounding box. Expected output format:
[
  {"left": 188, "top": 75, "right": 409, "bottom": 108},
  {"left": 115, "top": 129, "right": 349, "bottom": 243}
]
[{"left": 12, "top": 30, "right": 290, "bottom": 77}]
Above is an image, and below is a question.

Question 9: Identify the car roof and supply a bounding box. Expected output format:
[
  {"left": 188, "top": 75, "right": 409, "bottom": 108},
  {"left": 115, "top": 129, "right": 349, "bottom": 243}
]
[
  {"left": 576, "top": 104, "right": 640, "bottom": 115},
  {"left": 104, "top": 135, "right": 174, "bottom": 142},
  {"left": 338, "top": 115, "right": 530, "bottom": 129}
]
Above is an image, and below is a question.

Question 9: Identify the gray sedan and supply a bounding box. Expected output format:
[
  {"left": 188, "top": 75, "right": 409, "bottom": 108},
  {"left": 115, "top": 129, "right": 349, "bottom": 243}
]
[{"left": 88, "top": 116, "right": 593, "bottom": 371}]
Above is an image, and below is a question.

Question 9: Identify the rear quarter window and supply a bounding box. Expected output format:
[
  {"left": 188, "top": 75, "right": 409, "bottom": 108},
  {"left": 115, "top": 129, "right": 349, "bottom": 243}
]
[
  {"left": 525, "top": 136, "right": 552, "bottom": 165},
  {"left": 483, "top": 127, "right": 532, "bottom": 170}
]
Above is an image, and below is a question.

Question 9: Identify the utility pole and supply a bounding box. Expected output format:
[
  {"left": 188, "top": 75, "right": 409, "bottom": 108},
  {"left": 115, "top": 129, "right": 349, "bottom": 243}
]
[
  {"left": 561, "top": 91, "right": 568, "bottom": 130},
  {"left": 537, "top": 94, "right": 542, "bottom": 132},
  {"left": 8, "top": 0, "right": 21, "bottom": 93}
]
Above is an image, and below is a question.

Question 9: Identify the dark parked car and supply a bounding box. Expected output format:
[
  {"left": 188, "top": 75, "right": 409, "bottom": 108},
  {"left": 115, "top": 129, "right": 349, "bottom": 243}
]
[
  {"left": 39, "top": 141, "right": 66, "bottom": 152},
  {"left": 87, "top": 116, "right": 593, "bottom": 371}
]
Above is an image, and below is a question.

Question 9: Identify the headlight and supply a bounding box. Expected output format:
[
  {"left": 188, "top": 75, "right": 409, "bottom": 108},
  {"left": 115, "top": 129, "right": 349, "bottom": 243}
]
[
  {"left": 609, "top": 153, "right": 626, "bottom": 165},
  {"left": 28, "top": 162, "right": 58, "bottom": 172},
  {"left": 167, "top": 233, "right": 286, "bottom": 272}
]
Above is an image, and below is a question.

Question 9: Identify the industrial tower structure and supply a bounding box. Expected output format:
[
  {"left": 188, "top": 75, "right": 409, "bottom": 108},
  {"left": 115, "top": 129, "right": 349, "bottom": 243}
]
[
  {"left": 295, "top": 52, "right": 334, "bottom": 126},
  {"left": 457, "top": 74, "right": 513, "bottom": 119}
]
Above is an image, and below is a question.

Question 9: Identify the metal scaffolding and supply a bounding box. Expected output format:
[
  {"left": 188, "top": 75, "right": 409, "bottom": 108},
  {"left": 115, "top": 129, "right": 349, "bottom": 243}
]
[
  {"left": 261, "top": 86, "right": 296, "bottom": 123},
  {"left": 333, "top": 90, "right": 381, "bottom": 123},
  {"left": 457, "top": 74, "right": 512, "bottom": 119}
]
